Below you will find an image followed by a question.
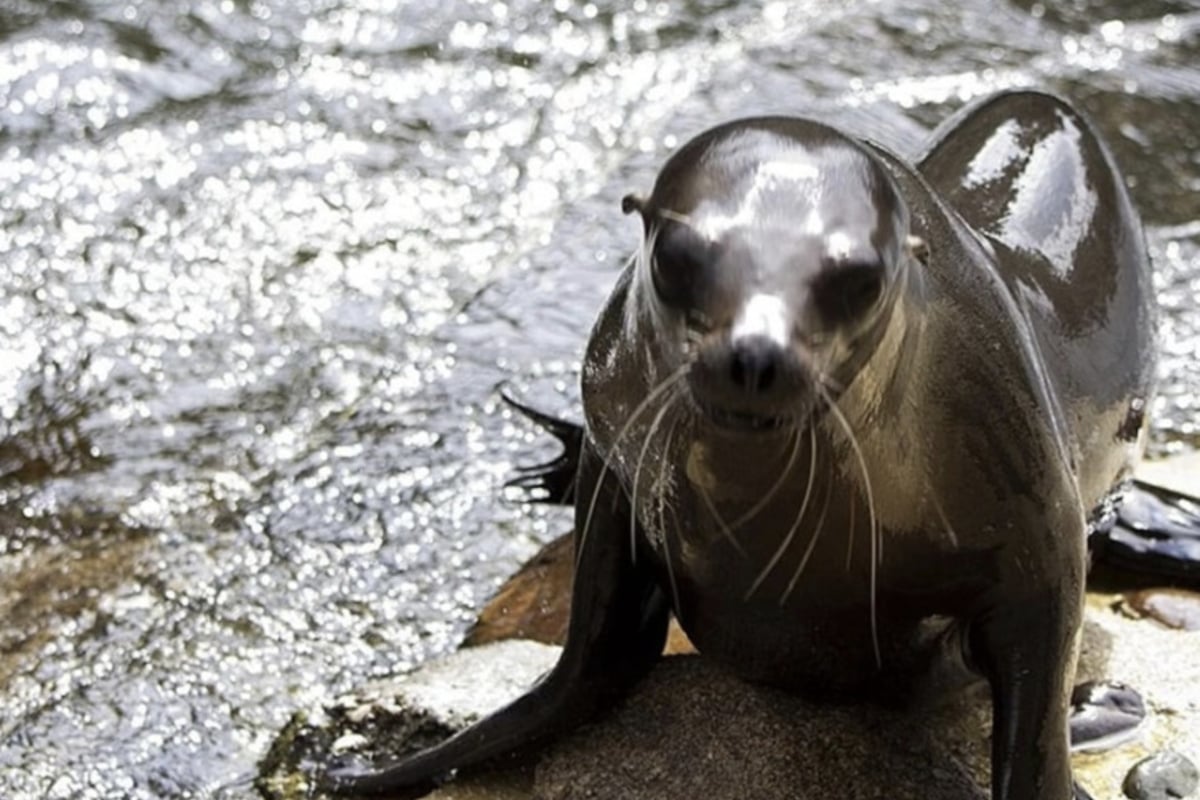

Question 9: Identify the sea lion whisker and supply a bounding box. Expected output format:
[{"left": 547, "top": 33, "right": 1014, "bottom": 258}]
[
  {"left": 821, "top": 385, "right": 882, "bottom": 669},
  {"left": 578, "top": 366, "right": 689, "bottom": 570},
  {"left": 683, "top": 326, "right": 706, "bottom": 355},
  {"left": 744, "top": 425, "right": 819, "bottom": 601},
  {"left": 630, "top": 392, "right": 683, "bottom": 564},
  {"left": 781, "top": 473, "right": 835, "bottom": 605},
  {"left": 657, "top": 417, "right": 684, "bottom": 617},
  {"left": 699, "top": 484, "right": 749, "bottom": 559},
  {"left": 929, "top": 491, "right": 959, "bottom": 547},
  {"left": 724, "top": 425, "right": 804, "bottom": 533},
  {"left": 818, "top": 372, "right": 846, "bottom": 396}
]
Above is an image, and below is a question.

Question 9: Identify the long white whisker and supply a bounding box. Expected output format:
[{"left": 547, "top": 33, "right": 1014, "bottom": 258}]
[
  {"left": 820, "top": 373, "right": 846, "bottom": 395},
  {"left": 845, "top": 490, "right": 856, "bottom": 571},
  {"left": 657, "top": 418, "right": 684, "bottom": 617},
  {"left": 781, "top": 473, "right": 834, "bottom": 604},
  {"left": 658, "top": 208, "right": 697, "bottom": 228},
  {"left": 725, "top": 426, "right": 803, "bottom": 532},
  {"left": 699, "top": 485, "right": 748, "bottom": 558},
  {"left": 929, "top": 491, "right": 959, "bottom": 547},
  {"left": 630, "top": 393, "right": 681, "bottom": 564},
  {"left": 822, "top": 388, "right": 882, "bottom": 669},
  {"left": 744, "top": 424, "right": 818, "bottom": 601},
  {"left": 577, "top": 365, "right": 689, "bottom": 570}
]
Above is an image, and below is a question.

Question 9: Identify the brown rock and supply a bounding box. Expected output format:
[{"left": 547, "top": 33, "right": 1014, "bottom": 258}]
[
  {"left": 464, "top": 532, "right": 696, "bottom": 655},
  {"left": 463, "top": 534, "right": 574, "bottom": 649}
]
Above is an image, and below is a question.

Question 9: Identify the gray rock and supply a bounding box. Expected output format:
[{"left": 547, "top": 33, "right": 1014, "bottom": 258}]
[
  {"left": 1122, "top": 751, "right": 1200, "bottom": 800},
  {"left": 334, "top": 638, "right": 560, "bottom": 734},
  {"left": 533, "top": 656, "right": 986, "bottom": 800},
  {"left": 257, "top": 640, "right": 558, "bottom": 800}
]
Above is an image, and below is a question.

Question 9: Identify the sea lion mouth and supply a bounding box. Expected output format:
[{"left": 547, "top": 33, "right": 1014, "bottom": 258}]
[{"left": 698, "top": 401, "right": 793, "bottom": 433}]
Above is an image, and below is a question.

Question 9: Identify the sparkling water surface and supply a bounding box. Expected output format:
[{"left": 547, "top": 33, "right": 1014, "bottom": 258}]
[{"left": 1, "top": 1, "right": 1197, "bottom": 798}]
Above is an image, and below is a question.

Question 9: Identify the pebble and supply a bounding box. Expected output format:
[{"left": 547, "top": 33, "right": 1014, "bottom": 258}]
[
  {"left": 1123, "top": 751, "right": 1200, "bottom": 799},
  {"left": 1069, "top": 681, "right": 1146, "bottom": 752},
  {"left": 1126, "top": 589, "right": 1200, "bottom": 631}
]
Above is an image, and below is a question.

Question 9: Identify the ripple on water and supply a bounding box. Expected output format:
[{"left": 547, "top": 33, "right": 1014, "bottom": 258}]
[{"left": 0, "top": 1, "right": 1197, "bottom": 798}]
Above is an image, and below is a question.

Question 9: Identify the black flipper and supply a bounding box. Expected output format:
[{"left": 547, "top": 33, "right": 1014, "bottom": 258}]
[
  {"left": 321, "top": 441, "right": 669, "bottom": 795},
  {"left": 501, "top": 392, "right": 584, "bottom": 507},
  {"left": 1091, "top": 480, "right": 1200, "bottom": 586},
  {"left": 970, "top": 581, "right": 1081, "bottom": 800}
]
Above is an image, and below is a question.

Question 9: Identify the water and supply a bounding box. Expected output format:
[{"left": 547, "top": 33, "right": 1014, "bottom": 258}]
[{"left": 0, "top": 1, "right": 1196, "bottom": 798}]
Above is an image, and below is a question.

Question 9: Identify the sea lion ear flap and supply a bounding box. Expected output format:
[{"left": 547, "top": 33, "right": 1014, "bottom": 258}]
[
  {"left": 622, "top": 193, "right": 648, "bottom": 217},
  {"left": 622, "top": 193, "right": 653, "bottom": 234},
  {"left": 906, "top": 235, "right": 930, "bottom": 266}
]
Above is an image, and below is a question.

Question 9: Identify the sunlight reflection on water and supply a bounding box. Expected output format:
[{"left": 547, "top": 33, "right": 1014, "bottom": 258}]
[{"left": 0, "top": 1, "right": 1196, "bottom": 797}]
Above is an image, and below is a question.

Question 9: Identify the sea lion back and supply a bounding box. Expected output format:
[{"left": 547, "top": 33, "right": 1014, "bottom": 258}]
[{"left": 918, "top": 90, "right": 1156, "bottom": 508}]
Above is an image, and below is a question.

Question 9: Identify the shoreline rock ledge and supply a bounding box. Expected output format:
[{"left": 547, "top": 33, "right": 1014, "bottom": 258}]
[{"left": 258, "top": 457, "right": 1200, "bottom": 800}]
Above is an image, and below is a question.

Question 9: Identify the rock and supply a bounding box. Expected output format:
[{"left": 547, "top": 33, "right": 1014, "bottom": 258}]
[
  {"left": 463, "top": 534, "right": 574, "bottom": 649},
  {"left": 1123, "top": 589, "right": 1200, "bottom": 631},
  {"left": 259, "top": 451, "right": 1200, "bottom": 799},
  {"left": 463, "top": 532, "right": 696, "bottom": 655},
  {"left": 260, "top": 594, "right": 1200, "bottom": 800},
  {"left": 1122, "top": 751, "right": 1200, "bottom": 799},
  {"left": 1070, "top": 682, "right": 1147, "bottom": 753},
  {"left": 255, "top": 640, "right": 558, "bottom": 800},
  {"left": 533, "top": 656, "right": 987, "bottom": 800},
  {"left": 338, "top": 638, "right": 560, "bottom": 732},
  {"left": 1134, "top": 454, "right": 1200, "bottom": 499}
]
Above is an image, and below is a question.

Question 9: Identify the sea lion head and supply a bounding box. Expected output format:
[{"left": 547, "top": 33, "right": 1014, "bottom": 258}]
[{"left": 623, "top": 117, "right": 924, "bottom": 434}]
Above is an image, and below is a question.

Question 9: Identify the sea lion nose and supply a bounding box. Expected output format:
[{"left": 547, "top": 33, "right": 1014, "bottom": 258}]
[{"left": 729, "top": 335, "right": 780, "bottom": 394}]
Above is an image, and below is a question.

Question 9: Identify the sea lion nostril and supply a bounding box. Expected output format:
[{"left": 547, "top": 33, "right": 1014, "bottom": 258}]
[{"left": 729, "top": 337, "right": 780, "bottom": 393}]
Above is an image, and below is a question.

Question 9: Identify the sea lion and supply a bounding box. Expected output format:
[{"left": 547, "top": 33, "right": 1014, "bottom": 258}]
[{"left": 324, "top": 90, "right": 1156, "bottom": 799}]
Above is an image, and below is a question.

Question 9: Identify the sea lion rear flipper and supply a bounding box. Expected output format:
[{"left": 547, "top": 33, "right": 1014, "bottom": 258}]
[
  {"left": 501, "top": 392, "right": 584, "bottom": 506},
  {"left": 1090, "top": 480, "right": 1200, "bottom": 586},
  {"left": 321, "top": 442, "right": 669, "bottom": 795}
]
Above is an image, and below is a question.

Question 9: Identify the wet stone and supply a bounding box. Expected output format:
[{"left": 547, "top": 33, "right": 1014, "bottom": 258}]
[
  {"left": 1126, "top": 588, "right": 1200, "bottom": 631},
  {"left": 1122, "top": 751, "right": 1200, "bottom": 800},
  {"left": 257, "top": 640, "right": 558, "bottom": 800},
  {"left": 1069, "top": 681, "right": 1147, "bottom": 753}
]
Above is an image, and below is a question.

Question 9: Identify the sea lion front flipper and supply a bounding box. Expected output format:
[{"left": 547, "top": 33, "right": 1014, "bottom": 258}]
[
  {"left": 964, "top": 493, "right": 1087, "bottom": 800},
  {"left": 322, "top": 440, "right": 669, "bottom": 795},
  {"left": 1091, "top": 480, "right": 1200, "bottom": 586},
  {"left": 969, "top": 584, "right": 1081, "bottom": 800}
]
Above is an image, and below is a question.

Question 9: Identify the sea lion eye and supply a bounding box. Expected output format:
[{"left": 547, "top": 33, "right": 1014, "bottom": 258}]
[
  {"left": 812, "top": 260, "right": 885, "bottom": 327},
  {"left": 651, "top": 222, "right": 714, "bottom": 310}
]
